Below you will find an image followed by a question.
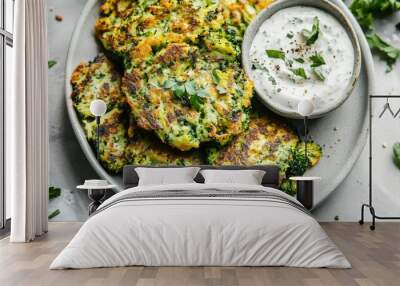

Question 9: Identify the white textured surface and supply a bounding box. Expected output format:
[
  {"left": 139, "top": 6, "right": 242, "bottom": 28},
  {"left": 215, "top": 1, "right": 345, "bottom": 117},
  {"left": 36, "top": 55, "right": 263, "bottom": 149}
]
[{"left": 50, "top": 184, "right": 350, "bottom": 269}]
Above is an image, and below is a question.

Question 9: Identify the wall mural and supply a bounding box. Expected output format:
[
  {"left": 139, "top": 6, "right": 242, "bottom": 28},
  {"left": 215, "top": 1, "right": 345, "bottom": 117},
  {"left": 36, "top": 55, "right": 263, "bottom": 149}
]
[
  {"left": 69, "top": 0, "right": 322, "bottom": 196},
  {"left": 50, "top": 0, "right": 400, "bottom": 220}
]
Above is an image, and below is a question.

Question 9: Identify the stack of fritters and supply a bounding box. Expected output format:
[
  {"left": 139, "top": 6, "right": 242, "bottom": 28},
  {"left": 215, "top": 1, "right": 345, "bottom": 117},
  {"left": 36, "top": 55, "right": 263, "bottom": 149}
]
[
  {"left": 70, "top": 0, "right": 322, "bottom": 194},
  {"left": 71, "top": 55, "right": 203, "bottom": 172}
]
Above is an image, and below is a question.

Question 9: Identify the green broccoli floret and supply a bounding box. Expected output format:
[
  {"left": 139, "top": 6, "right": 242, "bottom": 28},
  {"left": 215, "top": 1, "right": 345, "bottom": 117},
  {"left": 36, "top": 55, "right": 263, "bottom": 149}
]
[
  {"left": 296, "top": 141, "right": 323, "bottom": 167},
  {"left": 286, "top": 147, "right": 309, "bottom": 178}
]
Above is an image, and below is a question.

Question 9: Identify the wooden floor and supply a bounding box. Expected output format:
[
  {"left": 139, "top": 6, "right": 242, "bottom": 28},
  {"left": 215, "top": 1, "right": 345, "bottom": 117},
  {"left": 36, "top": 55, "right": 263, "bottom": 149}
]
[{"left": 0, "top": 222, "right": 399, "bottom": 286}]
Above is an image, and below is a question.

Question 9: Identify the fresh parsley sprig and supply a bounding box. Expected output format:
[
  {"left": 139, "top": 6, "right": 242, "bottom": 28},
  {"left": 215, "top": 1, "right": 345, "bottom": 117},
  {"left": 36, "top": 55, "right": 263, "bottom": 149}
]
[
  {"left": 366, "top": 33, "right": 400, "bottom": 71},
  {"left": 164, "top": 79, "right": 208, "bottom": 111},
  {"left": 290, "top": 68, "right": 308, "bottom": 80},
  {"left": 350, "top": 0, "right": 400, "bottom": 71},
  {"left": 302, "top": 17, "right": 320, "bottom": 45},
  {"left": 310, "top": 54, "right": 326, "bottom": 67}
]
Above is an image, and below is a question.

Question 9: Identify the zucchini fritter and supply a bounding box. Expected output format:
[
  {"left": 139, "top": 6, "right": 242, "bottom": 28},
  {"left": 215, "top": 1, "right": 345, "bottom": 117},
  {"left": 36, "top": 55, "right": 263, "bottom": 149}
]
[
  {"left": 207, "top": 114, "right": 299, "bottom": 172},
  {"left": 122, "top": 43, "right": 253, "bottom": 151},
  {"left": 95, "top": 0, "right": 273, "bottom": 151},
  {"left": 71, "top": 55, "right": 124, "bottom": 119}
]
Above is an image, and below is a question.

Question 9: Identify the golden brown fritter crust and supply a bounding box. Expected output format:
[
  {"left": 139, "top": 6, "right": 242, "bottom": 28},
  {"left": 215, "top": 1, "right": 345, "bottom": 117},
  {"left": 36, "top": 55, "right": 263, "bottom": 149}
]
[
  {"left": 207, "top": 114, "right": 299, "bottom": 169},
  {"left": 71, "top": 55, "right": 124, "bottom": 119},
  {"left": 83, "top": 108, "right": 128, "bottom": 173}
]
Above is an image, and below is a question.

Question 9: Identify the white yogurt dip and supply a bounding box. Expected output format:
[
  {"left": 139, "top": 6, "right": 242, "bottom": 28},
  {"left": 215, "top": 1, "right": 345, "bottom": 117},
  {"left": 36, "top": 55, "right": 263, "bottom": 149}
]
[{"left": 249, "top": 6, "right": 355, "bottom": 117}]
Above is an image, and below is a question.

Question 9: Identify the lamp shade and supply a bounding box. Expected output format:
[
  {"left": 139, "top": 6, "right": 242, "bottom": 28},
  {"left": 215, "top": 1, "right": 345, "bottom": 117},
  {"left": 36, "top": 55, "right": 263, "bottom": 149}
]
[
  {"left": 297, "top": 99, "right": 315, "bottom": 117},
  {"left": 90, "top": 99, "right": 107, "bottom": 116}
]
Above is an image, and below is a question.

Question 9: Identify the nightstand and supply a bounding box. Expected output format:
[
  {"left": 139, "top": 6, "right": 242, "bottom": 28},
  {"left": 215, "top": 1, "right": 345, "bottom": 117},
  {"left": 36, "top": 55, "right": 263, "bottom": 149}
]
[
  {"left": 77, "top": 182, "right": 116, "bottom": 215},
  {"left": 289, "top": 177, "right": 321, "bottom": 210}
]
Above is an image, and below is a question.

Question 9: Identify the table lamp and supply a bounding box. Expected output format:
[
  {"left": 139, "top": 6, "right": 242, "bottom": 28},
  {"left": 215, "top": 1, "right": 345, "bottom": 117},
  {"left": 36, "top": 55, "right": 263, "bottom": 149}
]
[{"left": 90, "top": 99, "right": 107, "bottom": 161}]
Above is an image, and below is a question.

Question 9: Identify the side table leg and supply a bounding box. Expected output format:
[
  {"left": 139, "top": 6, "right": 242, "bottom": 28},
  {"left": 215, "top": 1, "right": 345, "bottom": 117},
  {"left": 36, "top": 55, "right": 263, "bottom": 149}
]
[
  {"left": 88, "top": 189, "right": 106, "bottom": 215},
  {"left": 296, "top": 181, "right": 314, "bottom": 210}
]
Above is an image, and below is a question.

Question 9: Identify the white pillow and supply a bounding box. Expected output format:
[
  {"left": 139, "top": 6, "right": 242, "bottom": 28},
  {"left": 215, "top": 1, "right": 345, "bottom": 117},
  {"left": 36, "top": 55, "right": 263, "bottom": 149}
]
[
  {"left": 200, "top": 169, "right": 266, "bottom": 185},
  {"left": 135, "top": 167, "right": 200, "bottom": 186}
]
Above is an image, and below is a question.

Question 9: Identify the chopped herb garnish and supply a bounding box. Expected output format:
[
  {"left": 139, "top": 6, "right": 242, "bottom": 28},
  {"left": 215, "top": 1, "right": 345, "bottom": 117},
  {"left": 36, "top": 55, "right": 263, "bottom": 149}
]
[
  {"left": 189, "top": 94, "right": 203, "bottom": 111},
  {"left": 211, "top": 70, "right": 221, "bottom": 84},
  {"left": 48, "top": 60, "right": 57, "bottom": 69},
  {"left": 290, "top": 68, "right": 308, "bottom": 79},
  {"left": 266, "top": 49, "right": 285, "bottom": 60},
  {"left": 312, "top": 68, "right": 326, "bottom": 81},
  {"left": 252, "top": 61, "right": 265, "bottom": 70},
  {"left": 302, "top": 17, "right": 320, "bottom": 45},
  {"left": 168, "top": 80, "right": 206, "bottom": 110},
  {"left": 286, "top": 32, "right": 294, "bottom": 39},
  {"left": 216, "top": 86, "right": 227, "bottom": 94},
  {"left": 310, "top": 54, "right": 326, "bottom": 67},
  {"left": 48, "top": 209, "right": 61, "bottom": 220},
  {"left": 294, "top": 58, "right": 305, "bottom": 63}
]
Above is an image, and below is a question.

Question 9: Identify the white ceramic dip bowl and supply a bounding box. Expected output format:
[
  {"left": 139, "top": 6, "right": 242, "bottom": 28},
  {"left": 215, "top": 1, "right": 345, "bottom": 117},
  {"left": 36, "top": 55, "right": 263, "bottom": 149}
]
[{"left": 242, "top": 0, "right": 361, "bottom": 119}]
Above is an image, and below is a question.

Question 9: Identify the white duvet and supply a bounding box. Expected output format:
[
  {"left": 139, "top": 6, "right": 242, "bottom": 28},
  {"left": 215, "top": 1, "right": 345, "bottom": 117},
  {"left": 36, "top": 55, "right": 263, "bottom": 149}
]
[{"left": 50, "top": 183, "right": 350, "bottom": 269}]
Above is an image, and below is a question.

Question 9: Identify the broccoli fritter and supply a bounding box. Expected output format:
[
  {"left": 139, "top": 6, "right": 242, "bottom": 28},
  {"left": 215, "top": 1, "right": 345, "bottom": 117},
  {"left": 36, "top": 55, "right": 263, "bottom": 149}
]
[
  {"left": 296, "top": 141, "right": 323, "bottom": 167},
  {"left": 95, "top": 0, "right": 273, "bottom": 62},
  {"left": 71, "top": 55, "right": 124, "bottom": 119},
  {"left": 207, "top": 114, "right": 299, "bottom": 172},
  {"left": 125, "top": 131, "right": 204, "bottom": 166},
  {"left": 122, "top": 43, "right": 253, "bottom": 151}
]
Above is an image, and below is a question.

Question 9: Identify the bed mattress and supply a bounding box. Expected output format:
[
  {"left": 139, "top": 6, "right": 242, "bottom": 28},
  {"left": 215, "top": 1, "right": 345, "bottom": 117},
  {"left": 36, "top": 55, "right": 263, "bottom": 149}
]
[{"left": 50, "top": 183, "right": 350, "bottom": 269}]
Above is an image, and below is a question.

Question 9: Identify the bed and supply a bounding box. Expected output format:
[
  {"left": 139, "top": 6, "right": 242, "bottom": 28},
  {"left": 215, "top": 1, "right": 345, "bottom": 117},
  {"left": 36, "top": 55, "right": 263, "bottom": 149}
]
[{"left": 50, "top": 165, "right": 350, "bottom": 269}]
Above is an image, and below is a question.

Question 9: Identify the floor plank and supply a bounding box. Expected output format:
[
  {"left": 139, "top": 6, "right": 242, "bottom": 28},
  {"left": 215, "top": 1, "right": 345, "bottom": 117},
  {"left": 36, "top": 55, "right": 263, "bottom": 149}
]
[{"left": 0, "top": 222, "right": 399, "bottom": 286}]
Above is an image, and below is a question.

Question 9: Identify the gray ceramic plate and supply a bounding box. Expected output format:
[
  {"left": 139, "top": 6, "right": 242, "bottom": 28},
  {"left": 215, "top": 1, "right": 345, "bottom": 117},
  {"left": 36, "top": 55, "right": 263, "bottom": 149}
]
[
  {"left": 65, "top": 0, "right": 374, "bottom": 207},
  {"left": 242, "top": 0, "right": 362, "bottom": 119}
]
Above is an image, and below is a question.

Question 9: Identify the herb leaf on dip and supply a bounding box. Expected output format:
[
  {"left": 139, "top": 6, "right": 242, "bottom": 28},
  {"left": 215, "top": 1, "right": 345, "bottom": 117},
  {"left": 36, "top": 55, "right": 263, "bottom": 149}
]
[
  {"left": 310, "top": 54, "right": 326, "bottom": 67},
  {"left": 302, "top": 17, "right": 320, "bottom": 45},
  {"left": 266, "top": 49, "right": 286, "bottom": 60},
  {"left": 290, "top": 68, "right": 308, "bottom": 79}
]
